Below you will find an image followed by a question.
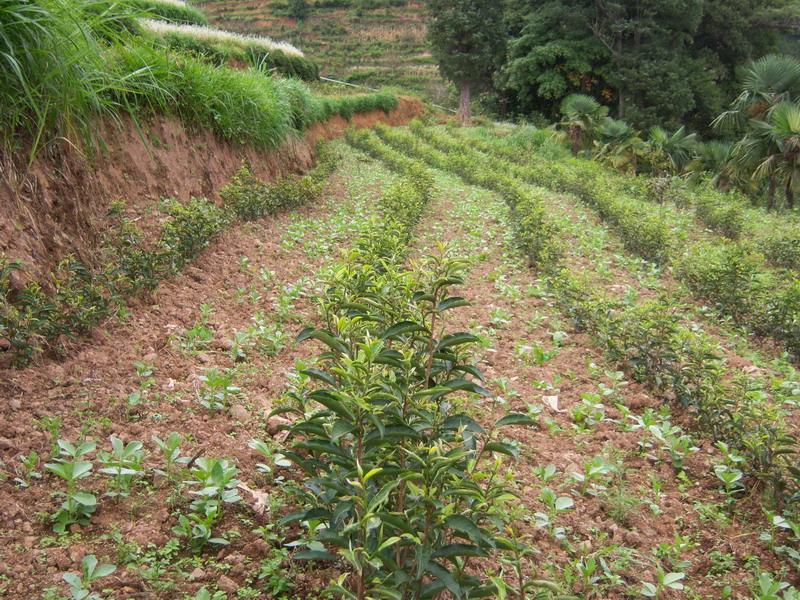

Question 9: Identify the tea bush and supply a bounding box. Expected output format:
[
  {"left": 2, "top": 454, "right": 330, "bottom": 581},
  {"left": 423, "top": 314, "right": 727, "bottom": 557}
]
[
  {"left": 272, "top": 150, "right": 552, "bottom": 597},
  {"left": 441, "top": 126, "right": 800, "bottom": 357},
  {"left": 375, "top": 124, "right": 798, "bottom": 507}
]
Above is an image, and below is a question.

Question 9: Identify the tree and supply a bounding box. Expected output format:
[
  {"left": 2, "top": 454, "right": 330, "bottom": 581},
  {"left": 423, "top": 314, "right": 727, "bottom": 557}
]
[
  {"left": 288, "top": 0, "right": 310, "bottom": 21},
  {"left": 713, "top": 54, "right": 800, "bottom": 131},
  {"left": 494, "top": 0, "right": 784, "bottom": 132},
  {"left": 733, "top": 101, "right": 800, "bottom": 209},
  {"left": 559, "top": 93, "right": 608, "bottom": 155},
  {"left": 427, "top": 0, "right": 506, "bottom": 123}
]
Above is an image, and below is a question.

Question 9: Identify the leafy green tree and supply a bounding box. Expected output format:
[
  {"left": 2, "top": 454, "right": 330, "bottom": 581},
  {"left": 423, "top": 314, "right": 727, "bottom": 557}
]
[
  {"left": 288, "top": 0, "right": 310, "bottom": 21},
  {"left": 427, "top": 0, "right": 506, "bottom": 123},
  {"left": 495, "top": 0, "right": 783, "bottom": 131},
  {"left": 559, "top": 93, "right": 608, "bottom": 155},
  {"left": 713, "top": 54, "right": 800, "bottom": 131}
]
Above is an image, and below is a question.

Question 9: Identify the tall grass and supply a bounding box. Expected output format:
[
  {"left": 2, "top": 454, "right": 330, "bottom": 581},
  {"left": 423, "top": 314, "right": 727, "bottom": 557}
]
[
  {"left": 0, "top": 0, "right": 133, "bottom": 158},
  {"left": 0, "top": 0, "right": 399, "bottom": 156},
  {"left": 126, "top": 0, "right": 208, "bottom": 25},
  {"left": 140, "top": 19, "right": 318, "bottom": 80}
]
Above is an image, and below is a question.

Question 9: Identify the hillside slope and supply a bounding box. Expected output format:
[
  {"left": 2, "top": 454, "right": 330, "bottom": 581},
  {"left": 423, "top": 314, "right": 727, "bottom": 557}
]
[{"left": 198, "top": 0, "right": 454, "bottom": 107}]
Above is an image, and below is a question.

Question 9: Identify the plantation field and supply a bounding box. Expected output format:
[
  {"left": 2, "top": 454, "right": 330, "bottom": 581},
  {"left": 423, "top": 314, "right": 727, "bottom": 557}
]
[
  {"left": 197, "top": 0, "right": 454, "bottom": 107},
  {"left": 1, "top": 122, "right": 799, "bottom": 599}
]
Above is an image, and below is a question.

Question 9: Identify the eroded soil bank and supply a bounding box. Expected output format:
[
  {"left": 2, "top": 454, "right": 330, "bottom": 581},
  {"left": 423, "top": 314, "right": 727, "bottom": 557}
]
[{"left": 0, "top": 96, "right": 424, "bottom": 286}]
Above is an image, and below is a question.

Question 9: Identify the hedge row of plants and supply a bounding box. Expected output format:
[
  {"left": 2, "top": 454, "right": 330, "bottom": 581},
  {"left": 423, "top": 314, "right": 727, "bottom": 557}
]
[
  {"left": 142, "top": 19, "right": 319, "bottom": 81},
  {"left": 0, "top": 145, "right": 339, "bottom": 366},
  {"left": 377, "top": 124, "right": 799, "bottom": 508},
  {"left": 276, "top": 133, "right": 555, "bottom": 598},
  {"left": 371, "top": 124, "right": 563, "bottom": 269},
  {"left": 457, "top": 126, "right": 800, "bottom": 274},
  {"left": 421, "top": 125, "right": 800, "bottom": 360}
]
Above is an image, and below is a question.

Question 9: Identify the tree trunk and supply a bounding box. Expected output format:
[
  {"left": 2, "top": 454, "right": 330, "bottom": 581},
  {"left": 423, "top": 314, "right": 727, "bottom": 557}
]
[
  {"left": 458, "top": 83, "right": 471, "bottom": 125},
  {"left": 787, "top": 184, "right": 795, "bottom": 210},
  {"left": 570, "top": 126, "right": 581, "bottom": 156},
  {"left": 768, "top": 177, "right": 777, "bottom": 210}
]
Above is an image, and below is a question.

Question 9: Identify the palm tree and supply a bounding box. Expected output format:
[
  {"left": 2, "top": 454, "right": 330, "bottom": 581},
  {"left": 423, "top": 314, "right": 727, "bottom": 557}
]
[
  {"left": 647, "top": 126, "right": 697, "bottom": 174},
  {"left": 733, "top": 102, "right": 800, "bottom": 209},
  {"left": 713, "top": 54, "right": 800, "bottom": 131},
  {"left": 689, "top": 141, "right": 737, "bottom": 190},
  {"left": 594, "top": 117, "right": 645, "bottom": 173},
  {"left": 560, "top": 94, "right": 609, "bottom": 156}
]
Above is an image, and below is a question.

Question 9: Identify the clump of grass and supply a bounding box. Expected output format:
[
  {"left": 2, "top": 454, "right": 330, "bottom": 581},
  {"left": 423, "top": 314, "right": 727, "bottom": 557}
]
[
  {"left": 0, "top": 0, "right": 133, "bottom": 158},
  {"left": 141, "top": 18, "right": 305, "bottom": 57},
  {"left": 126, "top": 0, "right": 208, "bottom": 26},
  {"left": 141, "top": 18, "right": 319, "bottom": 80}
]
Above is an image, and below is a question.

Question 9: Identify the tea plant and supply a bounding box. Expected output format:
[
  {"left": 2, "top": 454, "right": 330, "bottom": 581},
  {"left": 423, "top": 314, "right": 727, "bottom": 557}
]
[
  {"left": 640, "top": 569, "right": 685, "bottom": 599},
  {"left": 535, "top": 487, "right": 574, "bottom": 540},
  {"left": 152, "top": 432, "right": 190, "bottom": 479},
  {"left": 571, "top": 394, "right": 606, "bottom": 431},
  {"left": 571, "top": 456, "right": 617, "bottom": 496},
  {"left": 197, "top": 368, "right": 241, "bottom": 411},
  {"left": 63, "top": 555, "right": 116, "bottom": 600},
  {"left": 125, "top": 361, "right": 155, "bottom": 420},
  {"left": 97, "top": 436, "right": 146, "bottom": 498},
  {"left": 45, "top": 440, "right": 97, "bottom": 533},
  {"left": 14, "top": 451, "right": 42, "bottom": 488},
  {"left": 174, "top": 458, "right": 242, "bottom": 554}
]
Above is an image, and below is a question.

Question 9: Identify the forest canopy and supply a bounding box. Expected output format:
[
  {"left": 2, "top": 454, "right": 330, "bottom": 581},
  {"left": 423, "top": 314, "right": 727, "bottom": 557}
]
[{"left": 488, "top": 0, "right": 799, "bottom": 132}]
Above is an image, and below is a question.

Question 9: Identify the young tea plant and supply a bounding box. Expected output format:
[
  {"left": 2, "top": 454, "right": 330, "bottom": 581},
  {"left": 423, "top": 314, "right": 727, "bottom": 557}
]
[
  {"left": 197, "top": 368, "right": 241, "bottom": 411},
  {"left": 98, "top": 436, "right": 146, "bottom": 499},
  {"left": 272, "top": 241, "right": 549, "bottom": 597},
  {"left": 45, "top": 440, "right": 97, "bottom": 533}
]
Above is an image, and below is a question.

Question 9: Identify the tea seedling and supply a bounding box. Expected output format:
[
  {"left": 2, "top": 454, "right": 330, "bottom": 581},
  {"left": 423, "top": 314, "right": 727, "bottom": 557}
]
[
  {"left": 197, "top": 368, "right": 241, "bottom": 411},
  {"left": 98, "top": 436, "right": 146, "bottom": 498},
  {"left": 63, "top": 554, "right": 116, "bottom": 600},
  {"left": 45, "top": 440, "right": 97, "bottom": 532}
]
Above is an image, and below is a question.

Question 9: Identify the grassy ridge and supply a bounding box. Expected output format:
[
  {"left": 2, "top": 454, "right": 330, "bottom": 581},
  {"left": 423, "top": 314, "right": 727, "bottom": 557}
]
[
  {"left": 1, "top": 0, "right": 397, "bottom": 156},
  {"left": 143, "top": 19, "right": 320, "bottom": 80}
]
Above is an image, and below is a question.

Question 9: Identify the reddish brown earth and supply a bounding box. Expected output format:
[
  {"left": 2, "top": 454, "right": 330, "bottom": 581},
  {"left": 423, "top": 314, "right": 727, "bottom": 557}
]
[
  {"left": 0, "top": 161, "right": 369, "bottom": 598},
  {"left": 0, "top": 96, "right": 423, "bottom": 286}
]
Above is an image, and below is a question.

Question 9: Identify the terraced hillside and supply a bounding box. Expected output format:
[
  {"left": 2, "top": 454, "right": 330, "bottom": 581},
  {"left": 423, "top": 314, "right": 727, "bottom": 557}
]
[
  {"left": 2, "top": 121, "right": 800, "bottom": 598},
  {"left": 198, "top": 0, "right": 454, "bottom": 107}
]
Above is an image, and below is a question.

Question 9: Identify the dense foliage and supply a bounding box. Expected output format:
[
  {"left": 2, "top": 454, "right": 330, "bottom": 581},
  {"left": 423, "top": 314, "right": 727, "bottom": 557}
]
[
  {"left": 0, "top": 0, "right": 396, "bottom": 156},
  {"left": 493, "top": 0, "right": 791, "bottom": 132}
]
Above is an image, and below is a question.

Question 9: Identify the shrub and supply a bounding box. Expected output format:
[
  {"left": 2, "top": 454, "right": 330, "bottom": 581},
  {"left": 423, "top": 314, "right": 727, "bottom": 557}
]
[
  {"left": 760, "top": 229, "right": 800, "bottom": 271},
  {"left": 674, "top": 242, "right": 761, "bottom": 322},
  {"left": 158, "top": 197, "right": 229, "bottom": 272}
]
